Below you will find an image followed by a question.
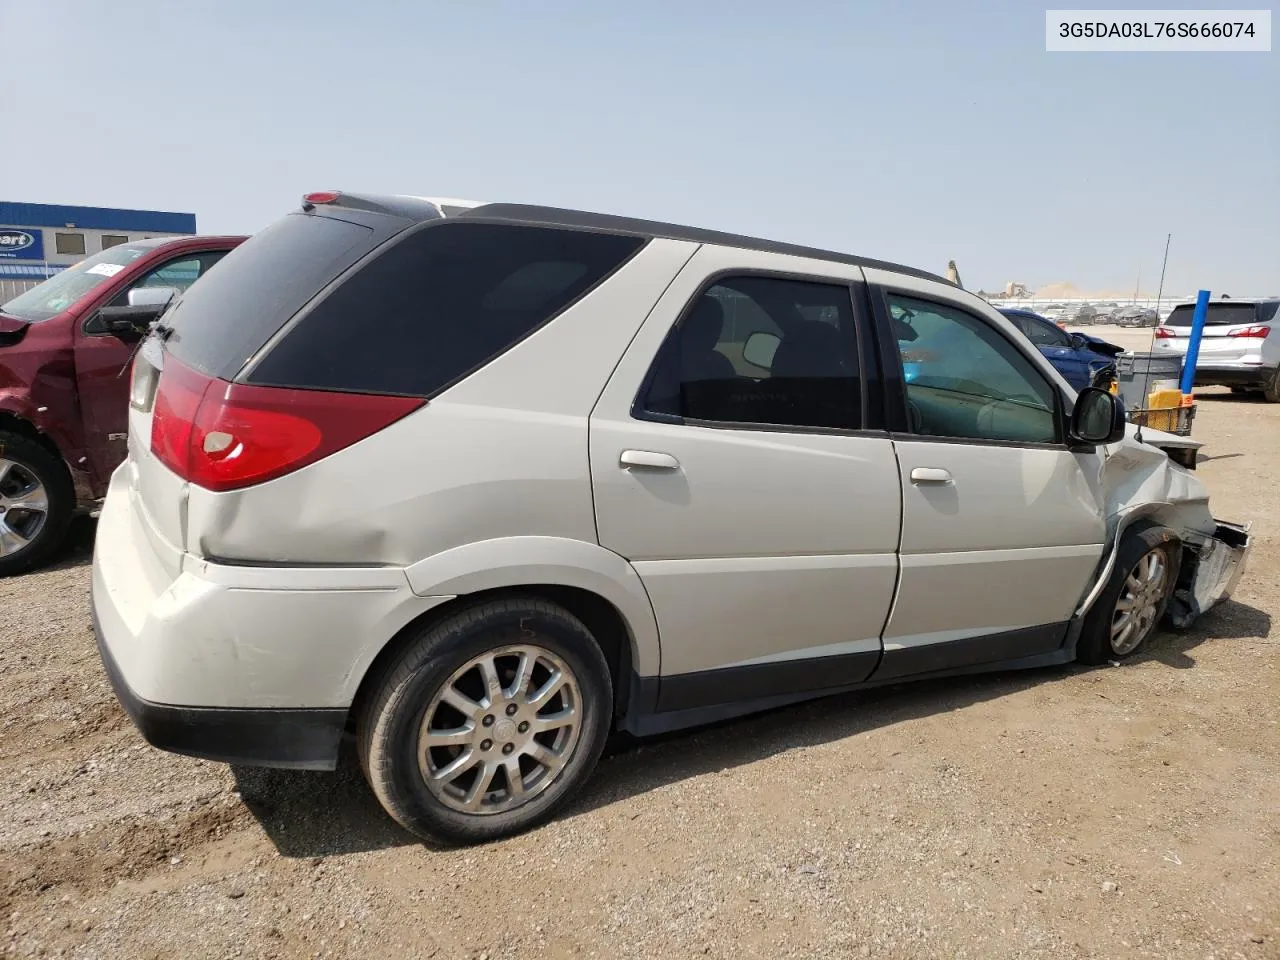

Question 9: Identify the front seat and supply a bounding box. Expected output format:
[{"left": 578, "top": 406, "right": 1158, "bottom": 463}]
[{"left": 770, "top": 320, "right": 859, "bottom": 428}]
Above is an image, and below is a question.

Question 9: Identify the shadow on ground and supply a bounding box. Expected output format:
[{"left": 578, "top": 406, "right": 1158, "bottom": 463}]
[
  {"left": 232, "top": 598, "right": 1269, "bottom": 859},
  {"left": 39, "top": 515, "right": 97, "bottom": 572}
]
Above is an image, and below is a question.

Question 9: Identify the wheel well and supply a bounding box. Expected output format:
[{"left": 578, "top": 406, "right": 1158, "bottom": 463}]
[
  {"left": 347, "top": 584, "right": 635, "bottom": 734},
  {"left": 0, "top": 414, "right": 69, "bottom": 474}
]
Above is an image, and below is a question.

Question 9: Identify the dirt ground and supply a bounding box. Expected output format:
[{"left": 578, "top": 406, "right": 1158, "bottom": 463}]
[{"left": 3, "top": 327, "right": 1277, "bottom": 960}]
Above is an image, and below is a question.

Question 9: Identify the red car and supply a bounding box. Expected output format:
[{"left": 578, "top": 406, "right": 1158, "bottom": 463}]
[{"left": 0, "top": 234, "right": 245, "bottom": 574}]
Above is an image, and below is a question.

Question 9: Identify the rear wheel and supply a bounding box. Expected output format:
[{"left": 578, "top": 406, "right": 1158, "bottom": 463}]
[
  {"left": 0, "top": 432, "right": 73, "bottom": 577},
  {"left": 1263, "top": 370, "right": 1280, "bottom": 403},
  {"left": 358, "top": 597, "right": 613, "bottom": 846},
  {"left": 1078, "top": 525, "right": 1179, "bottom": 665}
]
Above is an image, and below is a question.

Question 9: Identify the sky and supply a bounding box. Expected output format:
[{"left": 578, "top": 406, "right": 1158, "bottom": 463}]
[{"left": 2, "top": 1, "right": 1276, "bottom": 296}]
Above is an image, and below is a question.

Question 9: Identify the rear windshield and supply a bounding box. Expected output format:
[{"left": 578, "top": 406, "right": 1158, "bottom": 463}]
[
  {"left": 163, "top": 213, "right": 376, "bottom": 378},
  {"left": 245, "top": 221, "right": 645, "bottom": 397},
  {"left": 1165, "top": 303, "right": 1258, "bottom": 327}
]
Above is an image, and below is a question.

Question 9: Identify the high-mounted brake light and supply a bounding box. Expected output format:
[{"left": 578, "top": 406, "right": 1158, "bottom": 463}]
[
  {"left": 150, "top": 356, "right": 423, "bottom": 492},
  {"left": 1228, "top": 324, "right": 1270, "bottom": 339},
  {"left": 1154, "top": 326, "right": 1175, "bottom": 338},
  {"left": 303, "top": 191, "right": 341, "bottom": 205}
]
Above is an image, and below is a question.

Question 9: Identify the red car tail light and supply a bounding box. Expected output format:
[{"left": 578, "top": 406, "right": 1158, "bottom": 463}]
[
  {"left": 1228, "top": 324, "right": 1271, "bottom": 338},
  {"left": 150, "top": 355, "right": 423, "bottom": 492},
  {"left": 1154, "top": 326, "right": 1175, "bottom": 338}
]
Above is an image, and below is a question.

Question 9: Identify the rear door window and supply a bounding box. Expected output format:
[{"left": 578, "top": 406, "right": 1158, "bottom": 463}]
[
  {"left": 246, "top": 222, "right": 645, "bottom": 396},
  {"left": 639, "top": 276, "right": 863, "bottom": 430}
]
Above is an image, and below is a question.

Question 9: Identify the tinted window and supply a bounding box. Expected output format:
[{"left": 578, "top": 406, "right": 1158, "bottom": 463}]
[
  {"left": 1166, "top": 303, "right": 1258, "bottom": 327},
  {"left": 247, "top": 222, "right": 644, "bottom": 396},
  {"left": 101, "top": 234, "right": 128, "bottom": 250},
  {"left": 163, "top": 213, "right": 376, "bottom": 378},
  {"left": 890, "top": 294, "right": 1057, "bottom": 444},
  {"left": 641, "top": 276, "right": 862, "bottom": 430}
]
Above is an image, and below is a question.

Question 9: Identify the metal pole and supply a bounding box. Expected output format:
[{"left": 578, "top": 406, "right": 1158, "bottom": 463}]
[{"left": 1180, "top": 289, "right": 1211, "bottom": 396}]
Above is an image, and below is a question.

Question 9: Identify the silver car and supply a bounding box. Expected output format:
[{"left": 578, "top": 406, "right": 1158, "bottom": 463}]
[
  {"left": 1155, "top": 299, "right": 1280, "bottom": 400},
  {"left": 91, "top": 192, "right": 1252, "bottom": 845}
]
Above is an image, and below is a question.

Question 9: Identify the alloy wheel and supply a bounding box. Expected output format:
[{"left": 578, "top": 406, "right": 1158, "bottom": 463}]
[
  {"left": 418, "top": 645, "right": 582, "bottom": 815},
  {"left": 1110, "top": 548, "right": 1168, "bottom": 655},
  {"left": 0, "top": 459, "right": 49, "bottom": 558}
]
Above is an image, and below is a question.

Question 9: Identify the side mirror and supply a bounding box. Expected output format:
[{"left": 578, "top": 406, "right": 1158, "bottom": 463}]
[
  {"left": 1070, "top": 387, "right": 1126, "bottom": 445},
  {"left": 94, "top": 286, "right": 179, "bottom": 337},
  {"left": 742, "top": 330, "right": 780, "bottom": 369},
  {"left": 96, "top": 304, "right": 165, "bottom": 336},
  {"left": 127, "top": 285, "right": 178, "bottom": 309},
  {"left": 1068, "top": 332, "right": 1088, "bottom": 349}
]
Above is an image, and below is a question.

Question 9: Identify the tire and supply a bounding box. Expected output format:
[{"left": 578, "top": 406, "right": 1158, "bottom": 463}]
[
  {"left": 1077, "top": 524, "right": 1180, "bottom": 665},
  {"left": 1263, "top": 369, "right": 1280, "bottom": 404},
  {"left": 358, "top": 597, "right": 613, "bottom": 846},
  {"left": 0, "top": 431, "right": 74, "bottom": 577}
]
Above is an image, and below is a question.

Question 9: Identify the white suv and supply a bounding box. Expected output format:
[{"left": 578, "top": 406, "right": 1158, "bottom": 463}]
[
  {"left": 1154, "top": 298, "right": 1280, "bottom": 401},
  {"left": 92, "top": 192, "right": 1251, "bottom": 845}
]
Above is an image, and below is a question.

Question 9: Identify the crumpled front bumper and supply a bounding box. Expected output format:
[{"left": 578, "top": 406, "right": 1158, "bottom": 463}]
[{"left": 1167, "top": 520, "right": 1252, "bottom": 628}]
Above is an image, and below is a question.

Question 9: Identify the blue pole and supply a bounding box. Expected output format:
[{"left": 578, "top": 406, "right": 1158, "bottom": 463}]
[{"left": 1179, "top": 288, "right": 1211, "bottom": 396}]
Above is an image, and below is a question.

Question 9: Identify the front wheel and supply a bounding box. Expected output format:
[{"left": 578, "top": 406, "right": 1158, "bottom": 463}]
[
  {"left": 1077, "top": 525, "right": 1179, "bottom": 665},
  {"left": 358, "top": 597, "right": 613, "bottom": 846},
  {"left": 0, "top": 432, "right": 74, "bottom": 577}
]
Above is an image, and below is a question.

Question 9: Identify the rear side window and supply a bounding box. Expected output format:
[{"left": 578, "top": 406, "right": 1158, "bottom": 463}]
[
  {"left": 247, "top": 223, "right": 645, "bottom": 396},
  {"left": 1166, "top": 303, "right": 1258, "bottom": 327}
]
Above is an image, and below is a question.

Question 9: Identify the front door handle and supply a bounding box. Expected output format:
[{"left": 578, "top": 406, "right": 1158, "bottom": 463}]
[
  {"left": 620, "top": 449, "right": 680, "bottom": 470},
  {"left": 910, "top": 467, "right": 953, "bottom": 484}
]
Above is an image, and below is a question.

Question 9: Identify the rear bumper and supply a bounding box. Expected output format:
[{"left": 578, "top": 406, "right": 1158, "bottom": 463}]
[
  {"left": 92, "top": 598, "right": 346, "bottom": 770},
  {"left": 90, "top": 467, "right": 451, "bottom": 769},
  {"left": 1190, "top": 365, "right": 1276, "bottom": 387}
]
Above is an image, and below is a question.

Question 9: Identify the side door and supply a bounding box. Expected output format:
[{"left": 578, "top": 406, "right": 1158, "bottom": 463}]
[
  {"left": 865, "top": 270, "right": 1107, "bottom": 680},
  {"left": 589, "top": 245, "right": 902, "bottom": 713},
  {"left": 75, "top": 250, "right": 229, "bottom": 487}
]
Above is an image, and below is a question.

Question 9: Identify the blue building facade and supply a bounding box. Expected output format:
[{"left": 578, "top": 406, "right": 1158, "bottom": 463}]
[{"left": 0, "top": 201, "right": 197, "bottom": 295}]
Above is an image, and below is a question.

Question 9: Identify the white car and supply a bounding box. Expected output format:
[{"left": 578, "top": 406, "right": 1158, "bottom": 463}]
[
  {"left": 1154, "top": 298, "right": 1280, "bottom": 401},
  {"left": 92, "top": 192, "right": 1251, "bottom": 845}
]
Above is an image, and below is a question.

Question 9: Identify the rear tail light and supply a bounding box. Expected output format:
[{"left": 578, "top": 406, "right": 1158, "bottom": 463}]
[
  {"left": 150, "top": 355, "right": 423, "bottom": 492},
  {"left": 1228, "top": 325, "right": 1271, "bottom": 338},
  {"left": 1154, "top": 326, "right": 1175, "bottom": 338},
  {"left": 303, "top": 191, "right": 341, "bottom": 205}
]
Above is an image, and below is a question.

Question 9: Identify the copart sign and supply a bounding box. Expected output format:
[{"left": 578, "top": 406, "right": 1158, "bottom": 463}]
[{"left": 0, "top": 228, "right": 44, "bottom": 260}]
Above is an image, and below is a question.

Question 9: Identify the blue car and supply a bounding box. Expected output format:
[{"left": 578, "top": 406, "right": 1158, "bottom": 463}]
[{"left": 998, "top": 308, "right": 1122, "bottom": 392}]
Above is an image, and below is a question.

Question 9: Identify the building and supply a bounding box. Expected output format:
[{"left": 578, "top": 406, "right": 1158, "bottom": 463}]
[{"left": 0, "top": 201, "right": 196, "bottom": 299}]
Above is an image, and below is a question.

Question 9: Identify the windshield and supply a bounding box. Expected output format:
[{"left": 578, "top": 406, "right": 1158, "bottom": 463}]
[{"left": 1, "top": 243, "right": 154, "bottom": 322}]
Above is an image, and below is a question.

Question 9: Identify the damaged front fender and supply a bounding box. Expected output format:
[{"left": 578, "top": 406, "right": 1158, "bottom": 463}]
[
  {"left": 1080, "top": 423, "right": 1252, "bottom": 629},
  {"left": 1166, "top": 520, "right": 1252, "bottom": 628}
]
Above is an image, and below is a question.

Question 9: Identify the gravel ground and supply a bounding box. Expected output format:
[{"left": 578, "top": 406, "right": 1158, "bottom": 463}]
[{"left": 3, "top": 336, "right": 1277, "bottom": 960}]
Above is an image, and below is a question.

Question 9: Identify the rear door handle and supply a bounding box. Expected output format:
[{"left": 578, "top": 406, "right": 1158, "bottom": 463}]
[
  {"left": 910, "top": 467, "right": 953, "bottom": 484},
  {"left": 620, "top": 449, "right": 680, "bottom": 470}
]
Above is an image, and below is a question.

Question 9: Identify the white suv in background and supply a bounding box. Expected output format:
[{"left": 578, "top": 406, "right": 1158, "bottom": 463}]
[
  {"left": 91, "top": 192, "right": 1250, "bottom": 845},
  {"left": 1155, "top": 298, "right": 1280, "bottom": 401}
]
